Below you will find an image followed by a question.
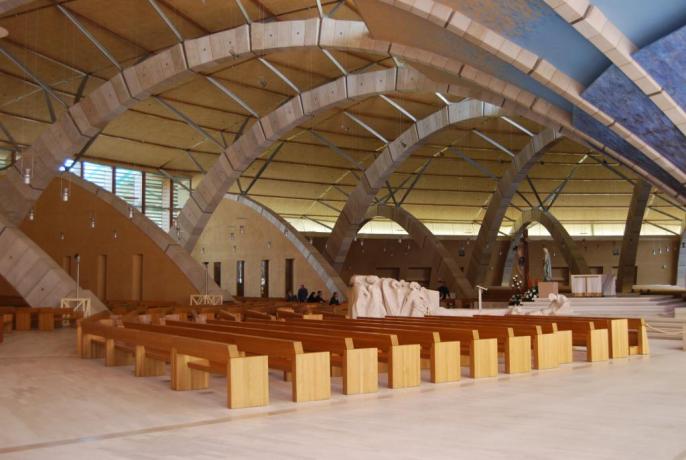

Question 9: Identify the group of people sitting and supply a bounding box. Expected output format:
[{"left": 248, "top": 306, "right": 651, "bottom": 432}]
[{"left": 286, "top": 285, "right": 340, "bottom": 305}]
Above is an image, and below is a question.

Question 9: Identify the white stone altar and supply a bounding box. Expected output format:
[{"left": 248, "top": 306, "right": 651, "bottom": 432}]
[
  {"left": 506, "top": 293, "right": 574, "bottom": 316},
  {"left": 348, "top": 275, "right": 462, "bottom": 318}
]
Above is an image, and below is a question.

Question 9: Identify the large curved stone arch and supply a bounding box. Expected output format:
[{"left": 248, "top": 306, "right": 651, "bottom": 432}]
[
  {"left": 67, "top": 174, "right": 226, "bottom": 299},
  {"left": 501, "top": 208, "right": 590, "bottom": 285},
  {"left": 360, "top": 0, "right": 686, "bottom": 187},
  {"left": 467, "top": 128, "right": 563, "bottom": 286},
  {"left": 325, "top": 99, "right": 503, "bottom": 269},
  {"left": 0, "top": 214, "right": 107, "bottom": 311},
  {"left": 363, "top": 204, "right": 475, "bottom": 298},
  {"left": 616, "top": 179, "right": 651, "bottom": 293},
  {"left": 1, "top": 18, "right": 679, "bottom": 232},
  {"left": 224, "top": 194, "right": 347, "bottom": 300}
]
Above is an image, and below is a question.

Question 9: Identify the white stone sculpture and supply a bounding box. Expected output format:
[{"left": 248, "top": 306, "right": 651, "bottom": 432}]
[
  {"left": 348, "top": 275, "right": 461, "bottom": 318},
  {"left": 506, "top": 293, "right": 573, "bottom": 316}
]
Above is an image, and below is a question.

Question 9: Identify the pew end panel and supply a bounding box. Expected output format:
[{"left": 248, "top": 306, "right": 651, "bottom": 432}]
[
  {"left": 588, "top": 328, "right": 610, "bottom": 362},
  {"left": 388, "top": 344, "right": 421, "bottom": 389},
  {"left": 170, "top": 349, "right": 210, "bottom": 391},
  {"left": 556, "top": 330, "right": 574, "bottom": 364},
  {"left": 105, "top": 339, "right": 135, "bottom": 367},
  {"left": 228, "top": 355, "right": 270, "bottom": 409},
  {"left": 430, "top": 341, "right": 461, "bottom": 383},
  {"left": 293, "top": 351, "right": 331, "bottom": 402},
  {"left": 504, "top": 335, "right": 532, "bottom": 374},
  {"left": 470, "top": 338, "right": 498, "bottom": 379},
  {"left": 532, "top": 332, "right": 559, "bottom": 370},
  {"left": 134, "top": 345, "right": 167, "bottom": 377},
  {"left": 608, "top": 319, "right": 629, "bottom": 359},
  {"left": 342, "top": 347, "right": 379, "bottom": 395}
]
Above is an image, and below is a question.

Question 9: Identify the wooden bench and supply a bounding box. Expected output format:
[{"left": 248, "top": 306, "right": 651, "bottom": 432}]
[
  {"left": 232, "top": 318, "right": 455, "bottom": 384},
  {"left": 474, "top": 315, "right": 609, "bottom": 362},
  {"left": 375, "top": 316, "right": 556, "bottom": 371},
  {"left": 124, "top": 322, "right": 331, "bottom": 403},
  {"left": 166, "top": 319, "right": 378, "bottom": 395},
  {"left": 239, "top": 318, "right": 424, "bottom": 387},
  {"left": 276, "top": 308, "right": 324, "bottom": 321},
  {"left": 294, "top": 318, "right": 500, "bottom": 378},
  {"left": 79, "top": 320, "right": 269, "bottom": 409},
  {"left": 418, "top": 316, "right": 566, "bottom": 368}
]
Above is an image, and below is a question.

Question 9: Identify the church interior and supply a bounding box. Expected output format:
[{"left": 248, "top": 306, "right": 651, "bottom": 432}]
[{"left": 1, "top": 1, "right": 686, "bottom": 458}]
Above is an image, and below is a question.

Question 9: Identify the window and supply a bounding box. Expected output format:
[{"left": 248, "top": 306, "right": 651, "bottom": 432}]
[
  {"left": 213, "top": 262, "right": 221, "bottom": 287},
  {"left": 172, "top": 177, "right": 191, "bottom": 223},
  {"left": 236, "top": 260, "right": 245, "bottom": 297},
  {"left": 115, "top": 168, "right": 143, "bottom": 210},
  {"left": 144, "top": 172, "right": 171, "bottom": 231},
  {"left": 285, "top": 258, "right": 294, "bottom": 297},
  {"left": 260, "top": 260, "right": 269, "bottom": 298},
  {"left": 60, "top": 159, "right": 82, "bottom": 176},
  {"left": 83, "top": 162, "right": 113, "bottom": 192}
]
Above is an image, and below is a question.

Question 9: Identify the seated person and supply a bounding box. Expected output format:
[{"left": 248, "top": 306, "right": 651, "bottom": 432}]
[
  {"left": 314, "top": 290, "right": 325, "bottom": 303},
  {"left": 329, "top": 292, "right": 340, "bottom": 305},
  {"left": 306, "top": 291, "right": 318, "bottom": 303},
  {"left": 286, "top": 291, "right": 297, "bottom": 302}
]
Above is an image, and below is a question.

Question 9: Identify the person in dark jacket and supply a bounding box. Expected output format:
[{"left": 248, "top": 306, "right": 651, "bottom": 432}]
[
  {"left": 437, "top": 281, "right": 450, "bottom": 300},
  {"left": 329, "top": 292, "right": 340, "bottom": 305},
  {"left": 307, "top": 291, "right": 318, "bottom": 303},
  {"left": 297, "top": 284, "right": 308, "bottom": 303}
]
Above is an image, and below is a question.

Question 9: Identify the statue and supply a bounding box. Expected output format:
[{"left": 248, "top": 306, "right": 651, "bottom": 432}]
[
  {"left": 348, "top": 275, "right": 460, "bottom": 318},
  {"left": 506, "top": 293, "right": 573, "bottom": 316},
  {"left": 542, "top": 247, "right": 553, "bottom": 282}
]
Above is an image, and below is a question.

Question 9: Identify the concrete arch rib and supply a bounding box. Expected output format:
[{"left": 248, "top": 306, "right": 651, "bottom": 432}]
[
  {"left": 325, "top": 99, "right": 503, "bottom": 271},
  {"left": 0, "top": 18, "right": 682, "bottom": 235},
  {"left": 225, "top": 194, "right": 347, "bottom": 300},
  {"left": 0, "top": 214, "right": 107, "bottom": 311},
  {"left": 364, "top": 205, "right": 475, "bottom": 298},
  {"left": 500, "top": 208, "right": 590, "bottom": 285},
  {"left": 616, "top": 180, "right": 651, "bottom": 293},
  {"left": 68, "top": 174, "right": 227, "bottom": 300},
  {"left": 467, "top": 128, "right": 564, "bottom": 286}
]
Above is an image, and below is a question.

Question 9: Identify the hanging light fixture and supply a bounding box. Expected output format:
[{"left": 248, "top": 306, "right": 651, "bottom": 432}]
[
  {"left": 59, "top": 231, "right": 64, "bottom": 241},
  {"left": 28, "top": 208, "right": 35, "bottom": 221},
  {"left": 89, "top": 215, "right": 96, "bottom": 229},
  {"left": 62, "top": 187, "right": 70, "bottom": 202},
  {"left": 23, "top": 168, "right": 31, "bottom": 185},
  {"left": 113, "top": 230, "right": 118, "bottom": 240},
  {"left": 128, "top": 207, "right": 134, "bottom": 219},
  {"left": 267, "top": 241, "right": 272, "bottom": 249}
]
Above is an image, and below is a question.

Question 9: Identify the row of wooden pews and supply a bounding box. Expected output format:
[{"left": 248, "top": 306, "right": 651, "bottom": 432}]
[
  {"left": 75, "top": 302, "right": 649, "bottom": 411},
  {"left": 0, "top": 306, "right": 82, "bottom": 333}
]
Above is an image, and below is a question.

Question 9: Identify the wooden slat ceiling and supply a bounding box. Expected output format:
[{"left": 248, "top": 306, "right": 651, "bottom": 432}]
[{"left": 0, "top": 0, "right": 683, "bottom": 230}]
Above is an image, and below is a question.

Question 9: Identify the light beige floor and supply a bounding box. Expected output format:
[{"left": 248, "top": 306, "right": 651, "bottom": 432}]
[{"left": 1, "top": 329, "right": 685, "bottom": 460}]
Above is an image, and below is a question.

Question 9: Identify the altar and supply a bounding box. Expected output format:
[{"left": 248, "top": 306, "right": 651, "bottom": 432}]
[{"left": 570, "top": 274, "right": 603, "bottom": 297}]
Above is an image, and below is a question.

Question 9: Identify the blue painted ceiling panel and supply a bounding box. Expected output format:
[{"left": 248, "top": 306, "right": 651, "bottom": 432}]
[
  {"left": 590, "top": 0, "right": 686, "bottom": 48},
  {"left": 633, "top": 25, "right": 686, "bottom": 110},
  {"left": 583, "top": 65, "right": 686, "bottom": 173},
  {"left": 442, "top": 0, "right": 610, "bottom": 85},
  {"left": 572, "top": 108, "right": 685, "bottom": 195}
]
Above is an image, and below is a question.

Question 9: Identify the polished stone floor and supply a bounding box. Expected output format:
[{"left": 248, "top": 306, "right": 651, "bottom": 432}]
[{"left": 1, "top": 329, "right": 685, "bottom": 459}]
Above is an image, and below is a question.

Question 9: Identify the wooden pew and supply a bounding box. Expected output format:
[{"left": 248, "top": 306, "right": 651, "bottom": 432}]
[
  {"left": 290, "top": 318, "right": 506, "bottom": 378},
  {"left": 238, "top": 319, "right": 425, "bottom": 387},
  {"left": 80, "top": 320, "right": 269, "bottom": 409},
  {"left": 221, "top": 318, "right": 451, "bottom": 384},
  {"left": 124, "top": 322, "right": 330, "bottom": 403},
  {"left": 627, "top": 318, "right": 649, "bottom": 355},
  {"left": 474, "top": 315, "right": 609, "bottom": 362},
  {"left": 14, "top": 308, "right": 32, "bottom": 331},
  {"left": 366, "top": 316, "right": 554, "bottom": 371},
  {"left": 276, "top": 308, "right": 324, "bottom": 321},
  {"left": 0, "top": 307, "right": 15, "bottom": 332},
  {"left": 413, "top": 316, "right": 565, "bottom": 368},
  {"left": 543, "top": 316, "right": 630, "bottom": 358},
  {"left": 166, "top": 320, "right": 378, "bottom": 395}
]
